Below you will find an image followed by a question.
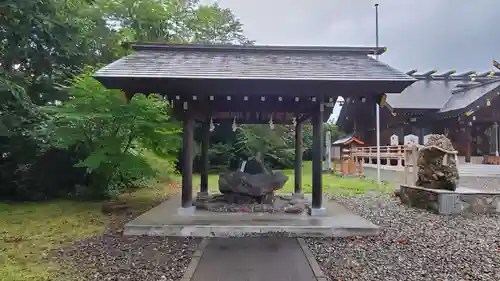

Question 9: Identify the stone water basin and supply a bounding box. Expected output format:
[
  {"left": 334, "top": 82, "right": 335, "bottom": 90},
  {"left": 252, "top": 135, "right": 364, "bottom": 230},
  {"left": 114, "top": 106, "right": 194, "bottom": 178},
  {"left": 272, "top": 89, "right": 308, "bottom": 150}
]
[{"left": 399, "top": 184, "right": 500, "bottom": 215}]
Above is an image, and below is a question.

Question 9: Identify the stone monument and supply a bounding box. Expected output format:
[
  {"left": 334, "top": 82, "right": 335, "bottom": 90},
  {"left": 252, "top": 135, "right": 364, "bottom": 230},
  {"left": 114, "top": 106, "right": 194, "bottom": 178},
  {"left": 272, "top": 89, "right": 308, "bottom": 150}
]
[
  {"left": 404, "top": 134, "right": 419, "bottom": 146},
  {"left": 423, "top": 134, "right": 432, "bottom": 145},
  {"left": 390, "top": 134, "right": 399, "bottom": 146},
  {"left": 415, "top": 134, "right": 459, "bottom": 191},
  {"left": 218, "top": 159, "right": 288, "bottom": 204},
  {"left": 194, "top": 157, "right": 309, "bottom": 214},
  {"left": 399, "top": 134, "right": 500, "bottom": 215}
]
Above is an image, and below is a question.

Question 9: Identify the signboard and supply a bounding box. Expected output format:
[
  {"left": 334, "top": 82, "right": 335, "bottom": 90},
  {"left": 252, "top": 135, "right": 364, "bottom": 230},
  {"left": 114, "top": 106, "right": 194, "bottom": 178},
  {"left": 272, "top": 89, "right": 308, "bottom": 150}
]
[
  {"left": 390, "top": 134, "right": 399, "bottom": 146},
  {"left": 325, "top": 131, "right": 332, "bottom": 169},
  {"left": 404, "top": 134, "right": 419, "bottom": 146}
]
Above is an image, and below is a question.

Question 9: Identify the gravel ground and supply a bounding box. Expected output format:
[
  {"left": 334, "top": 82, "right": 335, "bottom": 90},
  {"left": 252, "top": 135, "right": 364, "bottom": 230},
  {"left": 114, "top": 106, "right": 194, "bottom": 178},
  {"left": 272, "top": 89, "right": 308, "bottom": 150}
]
[
  {"left": 54, "top": 229, "right": 200, "bottom": 281},
  {"left": 49, "top": 205, "right": 201, "bottom": 281},
  {"left": 306, "top": 195, "right": 500, "bottom": 281}
]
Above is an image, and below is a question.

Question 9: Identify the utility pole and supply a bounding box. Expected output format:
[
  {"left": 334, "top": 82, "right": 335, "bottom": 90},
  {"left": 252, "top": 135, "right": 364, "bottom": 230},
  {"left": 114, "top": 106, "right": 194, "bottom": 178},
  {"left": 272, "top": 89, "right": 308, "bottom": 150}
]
[{"left": 375, "top": 3, "right": 381, "bottom": 185}]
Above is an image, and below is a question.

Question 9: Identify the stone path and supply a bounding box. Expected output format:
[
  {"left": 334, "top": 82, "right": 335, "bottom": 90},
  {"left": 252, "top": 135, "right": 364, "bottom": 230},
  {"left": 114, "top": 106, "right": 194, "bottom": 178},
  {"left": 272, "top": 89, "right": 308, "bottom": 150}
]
[{"left": 188, "top": 237, "right": 318, "bottom": 281}]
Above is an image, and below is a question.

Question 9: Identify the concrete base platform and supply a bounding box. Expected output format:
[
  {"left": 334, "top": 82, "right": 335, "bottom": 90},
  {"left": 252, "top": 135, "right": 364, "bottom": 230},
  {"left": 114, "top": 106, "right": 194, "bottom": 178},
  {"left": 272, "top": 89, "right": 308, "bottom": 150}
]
[{"left": 124, "top": 194, "right": 380, "bottom": 237}]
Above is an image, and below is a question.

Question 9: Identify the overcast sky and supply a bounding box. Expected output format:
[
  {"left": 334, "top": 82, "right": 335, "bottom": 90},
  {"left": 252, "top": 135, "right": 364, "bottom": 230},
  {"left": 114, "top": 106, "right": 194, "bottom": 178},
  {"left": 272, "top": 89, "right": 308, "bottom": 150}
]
[{"left": 201, "top": 0, "right": 499, "bottom": 122}]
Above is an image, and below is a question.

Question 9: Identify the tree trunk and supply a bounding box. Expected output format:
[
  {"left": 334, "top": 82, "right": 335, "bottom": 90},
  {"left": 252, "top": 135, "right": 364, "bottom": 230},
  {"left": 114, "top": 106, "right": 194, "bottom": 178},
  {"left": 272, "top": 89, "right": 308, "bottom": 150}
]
[{"left": 255, "top": 152, "right": 271, "bottom": 174}]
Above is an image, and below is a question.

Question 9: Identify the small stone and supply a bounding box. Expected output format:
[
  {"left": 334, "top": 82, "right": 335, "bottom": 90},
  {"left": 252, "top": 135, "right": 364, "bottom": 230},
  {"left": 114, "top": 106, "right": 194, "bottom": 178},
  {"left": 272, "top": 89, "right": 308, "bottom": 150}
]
[
  {"left": 51, "top": 225, "right": 200, "bottom": 281},
  {"left": 284, "top": 204, "right": 304, "bottom": 214},
  {"left": 305, "top": 194, "right": 500, "bottom": 281}
]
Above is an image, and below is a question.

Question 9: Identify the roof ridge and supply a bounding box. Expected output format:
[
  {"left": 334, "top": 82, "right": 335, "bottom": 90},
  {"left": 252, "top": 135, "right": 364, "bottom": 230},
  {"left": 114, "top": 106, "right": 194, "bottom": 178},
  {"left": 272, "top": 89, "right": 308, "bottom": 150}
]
[
  {"left": 125, "top": 42, "right": 387, "bottom": 55},
  {"left": 451, "top": 76, "right": 500, "bottom": 94},
  {"left": 408, "top": 69, "right": 500, "bottom": 81}
]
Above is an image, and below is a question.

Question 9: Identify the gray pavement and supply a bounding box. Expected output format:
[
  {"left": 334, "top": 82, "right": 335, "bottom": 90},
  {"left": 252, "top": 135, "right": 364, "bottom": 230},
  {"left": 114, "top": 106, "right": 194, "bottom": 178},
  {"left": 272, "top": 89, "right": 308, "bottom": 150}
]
[{"left": 190, "top": 237, "right": 316, "bottom": 281}]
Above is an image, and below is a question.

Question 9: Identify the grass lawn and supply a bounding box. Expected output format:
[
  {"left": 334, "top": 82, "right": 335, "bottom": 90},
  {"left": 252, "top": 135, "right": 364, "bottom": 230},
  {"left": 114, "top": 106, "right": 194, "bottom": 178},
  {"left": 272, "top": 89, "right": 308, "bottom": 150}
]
[
  {"left": 193, "top": 161, "right": 392, "bottom": 196},
  {"left": 0, "top": 201, "right": 106, "bottom": 280},
  {"left": 1, "top": 161, "right": 388, "bottom": 281},
  {"left": 0, "top": 180, "right": 179, "bottom": 281}
]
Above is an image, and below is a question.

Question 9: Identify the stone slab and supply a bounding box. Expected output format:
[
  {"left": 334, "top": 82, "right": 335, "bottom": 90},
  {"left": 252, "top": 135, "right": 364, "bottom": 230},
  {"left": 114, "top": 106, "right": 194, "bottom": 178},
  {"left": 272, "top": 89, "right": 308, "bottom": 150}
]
[
  {"left": 124, "top": 194, "right": 380, "bottom": 237},
  {"left": 190, "top": 237, "right": 317, "bottom": 281},
  {"left": 399, "top": 184, "right": 500, "bottom": 215}
]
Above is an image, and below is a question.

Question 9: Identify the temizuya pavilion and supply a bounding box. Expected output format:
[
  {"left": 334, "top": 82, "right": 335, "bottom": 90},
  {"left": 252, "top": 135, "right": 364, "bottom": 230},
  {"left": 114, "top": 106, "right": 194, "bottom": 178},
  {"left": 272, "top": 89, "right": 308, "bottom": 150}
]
[{"left": 93, "top": 43, "right": 415, "bottom": 216}]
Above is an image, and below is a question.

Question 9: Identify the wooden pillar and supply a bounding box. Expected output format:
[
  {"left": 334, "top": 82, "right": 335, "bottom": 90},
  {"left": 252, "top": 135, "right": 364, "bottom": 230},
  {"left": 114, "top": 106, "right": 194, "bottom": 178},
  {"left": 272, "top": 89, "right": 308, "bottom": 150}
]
[
  {"left": 465, "top": 125, "right": 471, "bottom": 163},
  {"left": 181, "top": 110, "right": 194, "bottom": 209},
  {"left": 494, "top": 122, "right": 499, "bottom": 157},
  {"left": 397, "top": 145, "right": 403, "bottom": 167},
  {"left": 294, "top": 121, "right": 303, "bottom": 196},
  {"left": 418, "top": 125, "right": 425, "bottom": 145},
  {"left": 311, "top": 105, "right": 324, "bottom": 211},
  {"left": 403, "top": 124, "right": 411, "bottom": 137},
  {"left": 199, "top": 116, "right": 210, "bottom": 196}
]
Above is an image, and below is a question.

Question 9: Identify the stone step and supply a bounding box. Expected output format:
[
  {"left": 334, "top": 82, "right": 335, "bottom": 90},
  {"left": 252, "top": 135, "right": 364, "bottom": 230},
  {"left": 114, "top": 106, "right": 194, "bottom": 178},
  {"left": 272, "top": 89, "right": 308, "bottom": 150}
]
[{"left": 460, "top": 165, "right": 500, "bottom": 176}]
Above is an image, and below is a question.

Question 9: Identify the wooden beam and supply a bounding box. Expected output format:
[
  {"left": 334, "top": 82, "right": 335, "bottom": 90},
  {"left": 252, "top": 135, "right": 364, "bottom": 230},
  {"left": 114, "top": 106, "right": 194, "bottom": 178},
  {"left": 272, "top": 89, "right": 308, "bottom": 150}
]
[
  {"left": 210, "top": 111, "right": 297, "bottom": 123},
  {"left": 465, "top": 125, "right": 471, "bottom": 163},
  {"left": 116, "top": 78, "right": 389, "bottom": 98},
  {"left": 169, "top": 95, "right": 334, "bottom": 122}
]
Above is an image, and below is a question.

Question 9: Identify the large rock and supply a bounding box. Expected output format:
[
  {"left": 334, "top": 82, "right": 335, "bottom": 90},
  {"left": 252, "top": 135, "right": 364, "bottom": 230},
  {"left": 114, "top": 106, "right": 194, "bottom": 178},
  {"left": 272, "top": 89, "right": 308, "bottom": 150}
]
[
  {"left": 241, "top": 158, "right": 268, "bottom": 175},
  {"left": 218, "top": 171, "right": 288, "bottom": 202},
  {"left": 416, "top": 134, "right": 459, "bottom": 191}
]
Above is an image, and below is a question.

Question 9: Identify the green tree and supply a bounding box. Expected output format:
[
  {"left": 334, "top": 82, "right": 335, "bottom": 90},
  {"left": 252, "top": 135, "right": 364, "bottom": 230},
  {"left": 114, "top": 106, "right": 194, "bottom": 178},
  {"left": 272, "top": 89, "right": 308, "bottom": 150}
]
[
  {"left": 301, "top": 123, "right": 344, "bottom": 160},
  {"left": 99, "top": 0, "right": 252, "bottom": 44},
  {"left": 44, "top": 70, "right": 181, "bottom": 198},
  {"left": 1, "top": 0, "right": 119, "bottom": 104},
  {"left": 324, "top": 122, "right": 344, "bottom": 141},
  {"left": 0, "top": 0, "right": 124, "bottom": 200},
  {"left": 188, "top": 3, "right": 252, "bottom": 44},
  {"left": 236, "top": 124, "right": 295, "bottom": 170},
  {"left": 1, "top": 0, "right": 254, "bottom": 200}
]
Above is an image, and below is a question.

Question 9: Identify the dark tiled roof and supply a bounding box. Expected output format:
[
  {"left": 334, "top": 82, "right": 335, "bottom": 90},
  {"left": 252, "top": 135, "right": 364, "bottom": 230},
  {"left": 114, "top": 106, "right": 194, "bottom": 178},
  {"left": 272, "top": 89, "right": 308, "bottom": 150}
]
[
  {"left": 332, "top": 134, "right": 364, "bottom": 145},
  {"left": 332, "top": 134, "right": 355, "bottom": 145},
  {"left": 385, "top": 79, "right": 464, "bottom": 110},
  {"left": 440, "top": 78, "right": 500, "bottom": 113},
  {"left": 93, "top": 43, "right": 414, "bottom": 82},
  {"left": 385, "top": 69, "right": 500, "bottom": 113}
]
